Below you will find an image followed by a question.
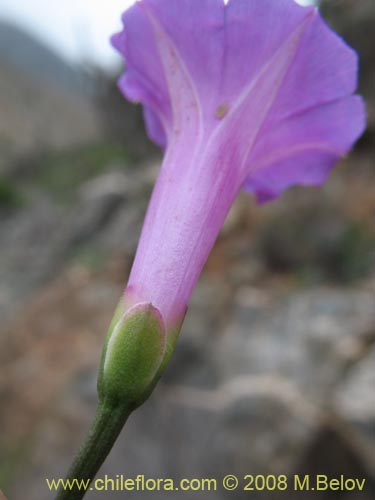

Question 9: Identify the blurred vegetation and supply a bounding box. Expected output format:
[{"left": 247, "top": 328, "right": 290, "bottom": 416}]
[
  {"left": 12, "top": 142, "right": 135, "bottom": 204},
  {"left": 0, "top": 176, "right": 24, "bottom": 209},
  {"left": 35, "top": 143, "right": 132, "bottom": 196},
  {"left": 71, "top": 246, "right": 107, "bottom": 272},
  {"left": 260, "top": 211, "right": 375, "bottom": 284},
  {"left": 95, "top": 72, "right": 160, "bottom": 159},
  {"left": 337, "top": 222, "right": 375, "bottom": 282}
]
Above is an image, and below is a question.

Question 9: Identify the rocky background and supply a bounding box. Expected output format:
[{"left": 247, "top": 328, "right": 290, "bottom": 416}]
[{"left": 0, "top": 1, "right": 374, "bottom": 499}]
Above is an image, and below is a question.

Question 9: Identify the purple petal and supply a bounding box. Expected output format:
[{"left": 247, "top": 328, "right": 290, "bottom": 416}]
[
  {"left": 245, "top": 95, "right": 366, "bottom": 202},
  {"left": 111, "top": 2, "right": 171, "bottom": 143},
  {"left": 112, "top": 0, "right": 366, "bottom": 325},
  {"left": 143, "top": 105, "right": 167, "bottom": 147},
  {"left": 245, "top": 151, "right": 338, "bottom": 203},
  {"left": 221, "top": 0, "right": 313, "bottom": 109},
  {"left": 268, "top": 12, "right": 359, "bottom": 124},
  {"left": 113, "top": 0, "right": 364, "bottom": 201},
  {"left": 141, "top": 0, "right": 224, "bottom": 128}
]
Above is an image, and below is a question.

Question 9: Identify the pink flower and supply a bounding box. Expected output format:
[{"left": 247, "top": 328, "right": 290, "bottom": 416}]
[{"left": 112, "top": 0, "right": 365, "bottom": 335}]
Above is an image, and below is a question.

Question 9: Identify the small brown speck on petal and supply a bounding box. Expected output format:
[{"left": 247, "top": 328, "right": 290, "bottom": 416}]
[{"left": 215, "top": 102, "right": 229, "bottom": 119}]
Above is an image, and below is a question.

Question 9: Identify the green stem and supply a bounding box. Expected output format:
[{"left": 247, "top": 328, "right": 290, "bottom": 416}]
[{"left": 55, "top": 401, "right": 132, "bottom": 500}]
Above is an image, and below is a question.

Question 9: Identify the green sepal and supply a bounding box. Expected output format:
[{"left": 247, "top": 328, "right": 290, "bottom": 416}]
[{"left": 98, "top": 302, "right": 166, "bottom": 409}]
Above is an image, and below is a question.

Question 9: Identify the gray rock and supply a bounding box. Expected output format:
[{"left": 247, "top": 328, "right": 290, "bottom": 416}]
[
  {"left": 216, "top": 287, "right": 374, "bottom": 402},
  {"left": 335, "top": 344, "right": 375, "bottom": 457}
]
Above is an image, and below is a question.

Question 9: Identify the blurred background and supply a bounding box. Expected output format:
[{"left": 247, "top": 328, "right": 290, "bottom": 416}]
[{"left": 0, "top": 0, "right": 374, "bottom": 499}]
